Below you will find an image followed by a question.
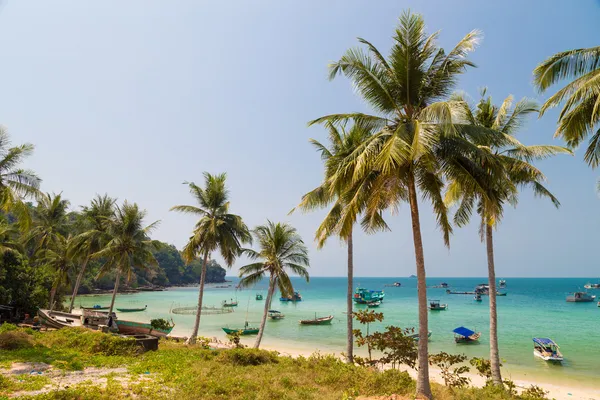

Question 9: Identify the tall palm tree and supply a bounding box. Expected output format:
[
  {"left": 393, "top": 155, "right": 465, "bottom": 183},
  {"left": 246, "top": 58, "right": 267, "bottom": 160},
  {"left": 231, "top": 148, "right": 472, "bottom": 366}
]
[
  {"left": 310, "top": 11, "right": 484, "bottom": 398},
  {"left": 68, "top": 194, "right": 116, "bottom": 312},
  {"left": 93, "top": 201, "right": 159, "bottom": 315},
  {"left": 0, "top": 128, "right": 41, "bottom": 229},
  {"left": 445, "top": 91, "right": 571, "bottom": 385},
  {"left": 170, "top": 173, "right": 251, "bottom": 344},
  {"left": 534, "top": 46, "right": 600, "bottom": 168},
  {"left": 40, "top": 233, "right": 76, "bottom": 310},
  {"left": 238, "top": 221, "right": 309, "bottom": 349},
  {"left": 293, "top": 122, "right": 388, "bottom": 363},
  {"left": 25, "top": 193, "right": 70, "bottom": 254}
]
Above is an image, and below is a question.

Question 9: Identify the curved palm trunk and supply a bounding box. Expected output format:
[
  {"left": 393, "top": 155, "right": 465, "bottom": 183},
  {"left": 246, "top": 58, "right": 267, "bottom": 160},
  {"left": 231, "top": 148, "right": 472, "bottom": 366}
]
[
  {"left": 48, "top": 286, "right": 57, "bottom": 310},
  {"left": 187, "top": 251, "right": 209, "bottom": 344},
  {"left": 346, "top": 228, "right": 354, "bottom": 364},
  {"left": 408, "top": 176, "right": 431, "bottom": 399},
  {"left": 486, "top": 224, "right": 502, "bottom": 385},
  {"left": 108, "top": 270, "right": 121, "bottom": 315},
  {"left": 68, "top": 256, "right": 90, "bottom": 313},
  {"left": 254, "top": 274, "right": 275, "bottom": 349}
]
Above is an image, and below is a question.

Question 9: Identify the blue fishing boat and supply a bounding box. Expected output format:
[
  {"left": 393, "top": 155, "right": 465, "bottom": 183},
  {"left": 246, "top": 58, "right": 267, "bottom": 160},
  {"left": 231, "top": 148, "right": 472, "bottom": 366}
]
[
  {"left": 453, "top": 326, "right": 481, "bottom": 343},
  {"left": 353, "top": 287, "right": 385, "bottom": 304}
]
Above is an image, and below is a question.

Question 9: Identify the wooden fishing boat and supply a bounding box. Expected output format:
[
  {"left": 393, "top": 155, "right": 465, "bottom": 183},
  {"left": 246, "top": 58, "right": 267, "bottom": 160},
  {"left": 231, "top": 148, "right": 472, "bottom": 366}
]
[
  {"left": 222, "top": 300, "right": 239, "bottom": 307},
  {"left": 533, "top": 338, "right": 563, "bottom": 362},
  {"left": 453, "top": 326, "right": 481, "bottom": 343},
  {"left": 408, "top": 331, "right": 432, "bottom": 341},
  {"left": 367, "top": 301, "right": 381, "bottom": 308},
  {"left": 353, "top": 287, "right": 385, "bottom": 304},
  {"left": 268, "top": 310, "right": 285, "bottom": 320},
  {"left": 221, "top": 326, "right": 259, "bottom": 335},
  {"left": 428, "top": 300, "right": 448, "bottom": 311},
  {"left": 80, "top": 305, "right": 110, "bottom": 310},
  {"left": 116, "top": 305, "right": 147, "bottom": 313},
  {"left": 115, "top": 319, "right": 174, "bottom": 337},
  {"left": 299, "top": 314, "right": 333, "bottom": 325},
  {"left": 38, "top": 309, "right": 84, "bottom": 329}
]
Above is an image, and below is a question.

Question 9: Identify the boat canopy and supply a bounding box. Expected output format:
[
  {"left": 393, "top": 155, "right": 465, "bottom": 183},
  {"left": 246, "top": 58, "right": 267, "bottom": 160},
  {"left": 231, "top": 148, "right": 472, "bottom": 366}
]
[
  {"left": 268, "top": 310, "right": 281, "bottom": 313},
  {"left": 533, "top": 338, "right": 558, "bottom": 346},
  {"left": 453, "top": 326, "right": 475, "bottom": 337}
]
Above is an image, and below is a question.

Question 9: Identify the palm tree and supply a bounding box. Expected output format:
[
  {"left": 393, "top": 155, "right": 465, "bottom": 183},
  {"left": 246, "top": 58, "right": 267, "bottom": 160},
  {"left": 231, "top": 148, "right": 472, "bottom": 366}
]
[
  {"left": 170, "top": 173, "right": 251, "bottom": 344},
  {"left": 68, "top": 194, "right": 116, "bottom": 312},
  {"left": 39, "top": 233, "right": 76, "bottom": 310},
  {"left": 445, "top": 91, "right": 571, "bottom": 385},
  {"left": 238, "top": 221, "right": 309, "bottom": 349},
  {"left": 534, "top": 46, "right": 600, "bottom": 168},
  {"left": 25, "top": 193, "right": 70, "bottom": 255},
  {"left": 0, "top": 127, "right": 41, "bottom": 229},
  {"left": 93, "top": 201, "right": 159, "bottom": 315},
  {"left": 310, "top": 11, "right": 484, "bottom": 398},
  {"left": 293, "top": 122, "right": 388, "bottom": 363}
]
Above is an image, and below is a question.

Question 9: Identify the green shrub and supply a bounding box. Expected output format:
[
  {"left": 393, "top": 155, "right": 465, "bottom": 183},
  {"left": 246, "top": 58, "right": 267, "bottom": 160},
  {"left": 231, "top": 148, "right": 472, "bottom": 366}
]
[
  {"left": 0, "top": 323, "right": 18, "bottom": 334},
  {"left": 0, "top": 331, "right": 34, "bottom": 350},
  {"left": 216, "top": 348, "right": 279, "bottom": 366},
  {"left": 519, "top": 385, "right": 549, "bottom": 399},
  {"left": 37, "top": 328, "right": 138, "bottom": 356}
]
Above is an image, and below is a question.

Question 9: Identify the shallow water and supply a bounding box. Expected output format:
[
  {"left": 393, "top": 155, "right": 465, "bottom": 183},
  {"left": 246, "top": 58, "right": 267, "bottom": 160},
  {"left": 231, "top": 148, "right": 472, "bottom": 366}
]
[{"left": 75, "top": 277, "right": 600, "bottom": 387}]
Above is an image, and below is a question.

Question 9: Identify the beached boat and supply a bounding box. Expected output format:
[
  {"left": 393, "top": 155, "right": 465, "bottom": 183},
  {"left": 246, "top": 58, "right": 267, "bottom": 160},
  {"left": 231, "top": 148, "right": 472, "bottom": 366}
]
[
  {"left": 116, "top": 305, "right": 147, "bottom": 313},
  {"left": 584, "top": 283, "right": 600, "bottom": 289},
  {"left": 408, "top": 331, "right": 432, "bottom": 341},
  {"left": 566, "top": 292, "right": 596, "bottom": 302},
  {"left": 280, "top": 291, "right": 302, "bottom": 302},
  {"left": 38, "top": 309, "right": 114, "bottom": 330},
  {"left": 115, "top": 319, "right": 174, "bottom": 337},
  {"left": 428, "top": 300, "right": 448, "bottom": 311},
  {"left": 268, "top": 310, "right": 285, "bottom": 320},
  {"left": 299, "top": 314, "right": 333, "bottom": 325},
  {"left": 367, "top": 301, "right": 381, "bottom": 308},
  {"left": 453, "top": 326, "right": 481, "bottom": 343},
  {"left": 222, "top": 324, "right": 259, "bottom": 335},
  {"left": 256, "top": 293, "right": 263, "bottom": 300},
  {"left": 353, "top": 287, "right": 385, "bottom": 304},
  {"left": 222, "top": 299, "right": 239, "bottom": 307},
  {"left": 533, "top": 338, "right": 563, "bottom": 362}
]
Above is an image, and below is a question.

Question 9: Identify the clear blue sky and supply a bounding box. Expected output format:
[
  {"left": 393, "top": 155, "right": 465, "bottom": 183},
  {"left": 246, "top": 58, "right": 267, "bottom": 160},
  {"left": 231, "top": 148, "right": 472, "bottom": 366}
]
[{"left": 0, "top": 1, "right": 597, "bottom": 277}]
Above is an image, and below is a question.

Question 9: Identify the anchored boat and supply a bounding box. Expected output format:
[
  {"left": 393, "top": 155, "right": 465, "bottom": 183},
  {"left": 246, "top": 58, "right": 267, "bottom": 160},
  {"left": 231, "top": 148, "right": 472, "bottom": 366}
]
[
  {"left": 116, "top": 305, "right": 147, "bottom": 313},
  {"left": 222, "top": 322, "right": 259, "bottom": 335},
  {"left": 533, "top": 338, "right": 563, "bottom": 362},
  {"left": 408, "top": 331, "right": 432, "bottom": 341},
  {"left": 280, "top": 291, "right": 302, "bottom": 302},
  {"left": 268, "top": 310, "right": 285, "bottom": 320},
  {"left": 353, "top": 287, "right": 385, "bottom": 304},
  {"left": 222, "top": 299, "right": 239, "bottom": 307},
  {"left": 566, "top": 292, "right": 596, "bottom": 302},
  {"left": 367, "top": 301, "right": 381, "bottom": 308},
  {"left": 428, "top": 299, "right": 448, "bottom": 311},
  {"left": 300, "top": 314, "right": 333, "bottom": 325},
  {"left": 584, "top": 282, "right": 600, "bottom": 289},
  {"left": 256, "top": 293, "right": 263, "bottom": 300},
  {"left": 453, "top": 326, "right": 481, "bottom": 343}
]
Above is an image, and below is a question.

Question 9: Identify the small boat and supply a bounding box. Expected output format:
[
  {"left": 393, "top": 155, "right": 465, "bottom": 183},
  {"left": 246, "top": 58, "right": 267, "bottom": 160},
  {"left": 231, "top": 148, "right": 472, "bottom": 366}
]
[
  {"left": 584, "top": 283, "right": 600, "bottom": 289},
  {"left": 38, "top": 309, "right": 85, "bottom": 329},
  {"left": 384, "top": 282, "right": 402, "bottom": 287},
  {"left": 453, "top": 326, "right": 481, "bottom": 343},
  {"left": 367, "top": 301, "right": 381, "bottom": 308},
  {"left": 428, "top": 300, "right": 448, "bottom": 311},
  {"left": 353, "top": 287, "right": 385, "bottom": 304},
  {"left": 408, "top": 331, "right": 432, "bottom": 341},
  {"left": 222, "top": 299, "right": 239, "bottom": 307},
  {"left": 566, "top": 292, "right": 596, "bottom": 302},
  {"left": 409, "top": 275, "right": 416, "bottom": 279},
  {"left": 300, "top": 314, "right": 333, "bottom": 325},
  {"left": 256, "top": 294, "right": 263, "bottom": 300},
  {"left": 498, "top": 279, "right": 506, "bottom": 288},
  {"left": 268, "top": 310, "right": 285, "bottom": 320},
  {"left": 116, "top": 305, "right": 147, "bottom": 313},
  {"left": 474, "top": 294, "right": 482, "bottom": 302},
  {"left": 280, "top": 291, "right": 302, "bottom": 302},
  {"left": 116, "top": 319, "right": 174, "bottom": 337},
  {"left": 80, "top": 305, "right": 110, "bottom": 310},
  {"left": 222, "top": 322, "right": 260, "bottom": 335},
  {"left": 431, "top": 282, "right": 449, "bottom": 289},
  {"left": 533, "top": 338, "right": 563, "bottom": 362}
]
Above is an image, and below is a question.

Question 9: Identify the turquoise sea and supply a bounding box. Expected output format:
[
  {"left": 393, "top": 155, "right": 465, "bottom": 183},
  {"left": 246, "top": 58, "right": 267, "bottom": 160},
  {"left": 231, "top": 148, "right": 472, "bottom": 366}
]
[{"left": 75, "top": 277, "right": 600, "bottom": 387}]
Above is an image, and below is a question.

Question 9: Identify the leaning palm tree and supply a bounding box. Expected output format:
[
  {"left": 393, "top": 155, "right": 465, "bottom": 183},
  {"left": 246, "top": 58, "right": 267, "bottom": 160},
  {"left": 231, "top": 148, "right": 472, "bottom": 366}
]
[
  {"left": 25, "top": 193, "right": 70, "bottom": 255},
  {"left": 93, "top": 201, "right": 160, "bottom": 315},
  {"left": 293, "top": 122, "right": 388, "bottom": 363},
  {"left": 0, "top": 127, "right": 41, "bottom": 229},
  {"left": 67, "top": 194, "right": 116, "bottom": 312},
  {"left": 170, "top": 173, "right": 251, "bottom": 344},
  {"left": 446, "top": 91, "right": 571, "bottom": 385},
  {"left": 238, "top": 221, "right": 309, "bottom": 349},
  {"left": 310, "top": 11, "right": 483, "bottom": 398},
  {"left": 39, "top": 233, "right": 76, "bottom": 310},
  {"left": 534, "top": 46, "right": 600, "bottom": 169}
]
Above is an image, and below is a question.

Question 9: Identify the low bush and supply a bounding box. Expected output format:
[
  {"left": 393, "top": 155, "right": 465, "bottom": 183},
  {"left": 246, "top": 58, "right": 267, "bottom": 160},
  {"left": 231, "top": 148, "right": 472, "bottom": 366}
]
[
  {"left": 0, "top": 330, "right": 34, "bottom": 350},
  {"left": 216, "top": 348, "right": 279, "bottom": 366}
]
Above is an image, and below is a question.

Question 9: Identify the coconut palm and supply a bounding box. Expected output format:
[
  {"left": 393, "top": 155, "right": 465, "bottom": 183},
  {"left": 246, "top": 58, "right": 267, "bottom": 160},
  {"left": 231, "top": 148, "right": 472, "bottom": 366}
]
[
  {"left": 310, "top": 11, "right": 483, "bottom": 398},
  {"left": 93, "top": 201, "right": 160, "bottom": 315},
  {"left": 25, "top": 193, "right": 70, "bottom": 255},
  {"left": 39, "top": 233, "right": 76, "bottom": 310},
  {"left": 67, "top": 194, "right": 116, "bottom": 312},
  {"left": 534, "top": 46, "right": 600, "bottom": 168},
  {"left": 170, "top": 173, "right": 251, "bottom": 344},
  {"left": 238, "top": 221, "right": 309, "bottom": 349},
  {"left": 0, "top": 220, "right": 23, "bottom": 255},
  {"left": 0, "top": 128, "right": 41, "bottom": 229},
  {"left": 445, "top": 91, "right": 572, "bottom": 385},
  {"left": 293, "top": 122, "right": 388, "bottom": 363}
]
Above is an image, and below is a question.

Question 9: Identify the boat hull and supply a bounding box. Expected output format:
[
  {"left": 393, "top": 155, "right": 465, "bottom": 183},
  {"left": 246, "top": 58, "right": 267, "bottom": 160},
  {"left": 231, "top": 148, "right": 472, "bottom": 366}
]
[
  {"left": 116, "top": 307, "right": 147, "bottom": 313},
  {"left": 299, "top": 315, "right": 333, "bottom": 325},
  {"left": 533, "top": 350, "right": 563, "bottom": 362},
  {"left": 38, "top": 310, "right": 83, "bottom": 329},
  {"left": 115, "top": 320, "right": 173, "bottom": 337},
  {"left": 222, "top": 327, "right": 259, "bottom": 335}
]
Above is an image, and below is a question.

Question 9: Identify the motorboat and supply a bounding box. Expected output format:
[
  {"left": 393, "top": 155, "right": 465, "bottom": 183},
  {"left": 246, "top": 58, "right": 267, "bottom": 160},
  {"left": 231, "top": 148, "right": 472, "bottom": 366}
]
[
  {"left": 566, "top": 292, "right": 596, "bottom": 302},
  {"left": 533, "top": 338, "right": 563, "bottom": 362},
  {"left": 428, "top": 299, "right": 448, "bottom": 311},
  {"left": 453, "top": 326, "right": 481, "bottom": 343}
]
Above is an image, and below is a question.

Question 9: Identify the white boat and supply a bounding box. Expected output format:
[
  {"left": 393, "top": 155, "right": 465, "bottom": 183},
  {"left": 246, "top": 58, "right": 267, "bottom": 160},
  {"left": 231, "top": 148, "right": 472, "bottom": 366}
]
[
  {"left": 566, "top": 292, "right": 596, "bottom": 302},
  {"left": 533, "top": 338, "right": 563, "bottom": 362},
  {"left": 498, "top": 279, "right": 506, "bottom": 288},
  {"left": 584, "top": 283, "right": 600, "bottom": 289}
]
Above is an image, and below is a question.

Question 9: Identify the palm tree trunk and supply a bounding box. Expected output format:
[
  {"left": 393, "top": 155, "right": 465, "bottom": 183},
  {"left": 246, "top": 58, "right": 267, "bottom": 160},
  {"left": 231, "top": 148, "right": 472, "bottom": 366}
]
[
  {"left": 408, "top": 175, "right": 431, "bottom": 400},
  {"left": 187, "top": 251, "right": 209, "bottom": 345},
  {"left": 48, "top": 286, "right": 57, "bottom": 310},
  {"left": 68, "top": 256, "right": 89, "bottom": 313},
  {"left": 108, "top": 270, "right": 121, "bottom": 315},
  {"left": 486, "top": 223, "right": 502, "bottom": 385},
  {"left": 254, "top": 274, "right": 275, "bottom": 349},
  {"left": 346, "top": 227, "right": 354, "bottom": 364}
]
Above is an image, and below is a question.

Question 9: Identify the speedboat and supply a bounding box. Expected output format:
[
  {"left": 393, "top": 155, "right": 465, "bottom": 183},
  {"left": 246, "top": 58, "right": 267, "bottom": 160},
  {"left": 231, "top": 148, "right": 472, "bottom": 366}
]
[
  {"left": 584, "top": 283, "right": 600, "bottom": 289},
  {"left": 533, "top": 338, "right": 563, "bottom": 362},
  {"left": 566, "top": 292, "right": 596, "bottom": 302}
]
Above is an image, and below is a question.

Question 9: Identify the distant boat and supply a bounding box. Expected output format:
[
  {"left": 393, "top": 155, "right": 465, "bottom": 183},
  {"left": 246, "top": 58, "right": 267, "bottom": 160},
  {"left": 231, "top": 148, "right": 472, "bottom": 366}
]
[
  {"left": 222, "top": 324, "right": 259, "bottom": 335},
  {"left": 300, "top": 314, "right": 333, "bottom": 325},
  {"left": 222, "top": 299, "right": 239, "bottom": 307},
  {"left": 367, "top": 301, "right": 381, "bottom": 308},
  {"left": 268, "top": 310, "right": 285, "bottom": 320},
  {"left": 256, "top": 293, "right": 263, "bottom": 300},
  {"left": 566, "top": 292, "right": 596, "bottom": 302},
  {"left": 408, "top": 331, "right": 432, "bottom": 341},
  {"left": 116, "top": 305, "right": 147, "bottom": 313},
  {"left": 80, "top": 305, "right": 109, "bottom": 310},
  {"left": 431, "top": 282, "right": 449, "bottom": 289},
  {"left": 353, "top": 287, "right": 385, "bottom": 304},
  {"left": 453, "top": 326, "right": 481, "bottom": 343},
  {"left": 116, "top": 319, "right": 174, "bottom": 337},
  {"left": 409, "top": 275, "right": 417, "bottom": 279},
  {"left": 498, "top": 279, "right": 506, "bottom": 288},
  {"left": 533, "top": 338, "right": 563, "bottom": 362},
  {"left": 280, "top": 291, "right": 302, "bottom": 302},
  {"left": 428, "top": 299, "right": 448, "bottom": 311},
  {"left": 474, "top": 294, "right": 482, "bottom": 302},
  {"left": 584, "top": 283, "right": 600, "bottom": 289},
  {"left": 384, "top": 282, "right": 401, "bottom": 287}
]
